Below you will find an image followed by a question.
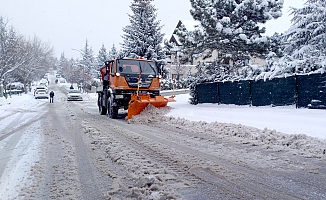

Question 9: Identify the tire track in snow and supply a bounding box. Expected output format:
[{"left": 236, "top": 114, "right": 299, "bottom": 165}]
[
  {"left": 77, "top": 104, "right": 324, "bottom": 199},
  {"left": 47, "top": 92, "right": 326, "bottom": 199},
  {"left": 0, "top": 118, "right": 43, "bottom": 200},
  {"left": 126, "top": 107, "right": 326, "bottom": 199},
  {"left": 0, "top": 112, "right": 46, "bottom": 142},
  {"left": 0, "top": 99, "right": 47, "bottom": 141},
  {"left": 81, "top": 118, "right": 184, "bottom": 199},
  {"left": 19, "top": 86, "right": 84, "bottom": 199},
  {"left": 110, "top": 121, "right": 305, "bottom": 200}
]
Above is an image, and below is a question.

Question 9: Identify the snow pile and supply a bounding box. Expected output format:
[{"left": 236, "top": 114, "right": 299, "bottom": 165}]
[
  {"left": 128, "top": 104, "right": 171, "bottom": 124},
  {"left": 130, "top": 105, "right": 326, "bottom": 158},
  {"left": 81, "top": 121, "right": 182, "bottom": 200}
]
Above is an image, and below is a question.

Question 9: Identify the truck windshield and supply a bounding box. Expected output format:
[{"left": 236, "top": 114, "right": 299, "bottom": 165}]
[{"left": 117, "top": 59, "right": 157, "bottom": 76}]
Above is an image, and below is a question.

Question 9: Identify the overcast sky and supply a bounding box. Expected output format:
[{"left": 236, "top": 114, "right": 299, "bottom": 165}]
[{"left": 1, "top": 0, "right": 304, "bottom": 59}]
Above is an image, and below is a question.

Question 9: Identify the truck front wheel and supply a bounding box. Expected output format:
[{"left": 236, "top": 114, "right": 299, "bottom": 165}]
[
  {"left": 108, "top": 96, "right": 118, "bottom": 119},
  {"left": 98, "top": 94, "right": 107, "bottom": 115}
]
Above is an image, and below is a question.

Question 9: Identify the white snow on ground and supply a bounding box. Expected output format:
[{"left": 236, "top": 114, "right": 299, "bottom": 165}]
[
  {"left": 0, "top": 120, "right": 42, "bottom": 200},
  {"left": 165, "top": 94, "right": 326, "bottom": 140},
  {"left": 1, "top": 89, "right": 325, "bottom": 140},
  {"left": 0, "top": 88, "right": 326, "bottom": 139},
  {"left": 127, "top": 93, "right": 326, "bottom": 159},
  {"left": 1, "top": 85, "right": 326, "bottom": 199},
  {"left": 130, "top": 104, "right": 326, "bottom": 157}
]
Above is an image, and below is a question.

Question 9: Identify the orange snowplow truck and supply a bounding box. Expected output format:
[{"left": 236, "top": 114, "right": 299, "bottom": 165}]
[{"left": 97, "top": 57, "right": 173, "bottom": 120}]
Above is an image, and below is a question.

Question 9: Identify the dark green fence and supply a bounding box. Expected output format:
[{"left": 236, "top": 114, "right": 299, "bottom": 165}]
[
  {"left": 196, "top": 73, "right": 326, "bottom": 108},
  {"left": 219, "top": 80, "right": 251, "bottom": 105},
  {"left": 251, "top": 77, "right": 296, "bottom": 106},
  {"left": 197, "top": 82, "right": 219, "bottom": 103},
  {"left": 297, "top": 73, "right": 326, "bottom": 107}
]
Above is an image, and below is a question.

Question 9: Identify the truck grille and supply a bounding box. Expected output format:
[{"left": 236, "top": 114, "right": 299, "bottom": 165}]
[{"left": 125, "top": 76, "right": 152, "bottom": 88}]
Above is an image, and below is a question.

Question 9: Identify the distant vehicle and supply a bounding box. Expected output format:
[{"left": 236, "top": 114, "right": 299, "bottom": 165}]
[
  {"left": 67, "top": 89, "right": 83, "bottom": 101},
  {"left": 39, "top": 78, "right": 48, "bottom": 87},
  {"left": 6, "top": 82, "right": 24, "bottom": 90},
  {"left": 39, "top": 82, "right": 47, "bottom": 87},
  {"left": 34, "top": 85, "right": 47, "bottom": 96},
  {"left": 35, "top": 85, "right": 48, "bottom": 91},
  {"left": 35, "top": 89, "right": 49, "bottom": 99},
  {"left": 57, "top": 78, "right": 66, "bottom": 83},
  {"left": 56, "top": 74, "right": 61, "bottom": 78}
]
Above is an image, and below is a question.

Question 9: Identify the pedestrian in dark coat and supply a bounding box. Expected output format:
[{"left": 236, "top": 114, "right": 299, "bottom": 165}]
[{"left": 49, "top": 91, "right": 54, "bottom": 103}]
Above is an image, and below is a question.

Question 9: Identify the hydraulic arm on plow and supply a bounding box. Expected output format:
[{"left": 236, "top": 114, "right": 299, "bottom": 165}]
[{"left": 96, "top": 58, "right": 175, "bottom": 120}]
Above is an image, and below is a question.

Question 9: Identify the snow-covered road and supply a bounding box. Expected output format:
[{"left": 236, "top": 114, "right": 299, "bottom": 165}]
[{"left": 0, "top": 82, "right": 326, "bottom": 199}]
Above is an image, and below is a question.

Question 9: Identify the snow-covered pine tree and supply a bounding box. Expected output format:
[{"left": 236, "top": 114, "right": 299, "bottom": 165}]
[
  {"left": 78, "top": 39, "right": 96, "bottom": 77},
  {"left": 186, "top": 0, "right": 283, "bottom": 77},
  {"left": 281, "top": 0, "right": 326, "bottom": 74},
  {"left": 259, "top": 0, "right": 326, "bottom": 80},
  {"left": 172, "top": 21, "right": 200, "bottom": 65},
  {"left": 108, "top": 44, "right": 118, "bottom": 60},
  {"left": 97, "top": 44, "right": 109, "bottom": 68},
  {"left": 80, "top": 40, "right": 94, "bottom": 72},
  {"left": 59, "top": 53, "right": 75, "bottom": 82},
  {"left": 188, "top": 62, "right": 213, "bottom": 104},
  {"left": 73, "top": 39, "right": 96, "bottom": 88},
  {"left": 256, "top": 32, "right": 287, "bottom": 80},
  {"left": 59, "top": 52, "right": 68, "bottom": 74},
  {"left": 121, "top": 0, "right": 165, "bottom": 60}
]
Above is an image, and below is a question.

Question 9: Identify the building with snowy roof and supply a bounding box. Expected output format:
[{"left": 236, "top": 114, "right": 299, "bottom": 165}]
[
  {"left": 165, "top": 20, "right": 219, "bottom": 80},
  {"left": 165, "top": 19, "right": 266, "bottom": 80}
]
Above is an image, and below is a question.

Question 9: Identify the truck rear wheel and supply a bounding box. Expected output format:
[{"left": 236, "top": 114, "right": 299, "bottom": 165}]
[
  {"left": 98, "top": 94, "right": 107, "bottom": 115},
  {"left": 108, "top": 96, "right": 118, "bottom": 119}
]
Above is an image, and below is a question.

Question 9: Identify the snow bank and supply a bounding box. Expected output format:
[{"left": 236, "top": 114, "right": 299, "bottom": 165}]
[{"left": 130, "top": 105, "right": 326, "bottom": 158}]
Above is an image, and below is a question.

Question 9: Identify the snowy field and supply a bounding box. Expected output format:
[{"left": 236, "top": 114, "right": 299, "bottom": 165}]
[{"left": 1, "top": 89, "right": 325, "bottom": 140}]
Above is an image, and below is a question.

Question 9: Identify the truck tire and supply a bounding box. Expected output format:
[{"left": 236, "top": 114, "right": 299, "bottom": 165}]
[
  {"left": 108, "top": 96, "right": 118, "bottom": 119},
  {"left": 98, "top": 94, "right": 107, "bottom": 115}
]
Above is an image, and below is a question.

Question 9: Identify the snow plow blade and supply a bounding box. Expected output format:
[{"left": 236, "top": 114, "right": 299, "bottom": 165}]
[{"left": 126, "top": 94, "right": 168, "bottom": 120}]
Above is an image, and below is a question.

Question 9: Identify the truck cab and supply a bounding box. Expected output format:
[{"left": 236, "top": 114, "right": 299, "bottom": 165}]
[{"left": 97, "top": 58, "right": 163, "bottom": 119}]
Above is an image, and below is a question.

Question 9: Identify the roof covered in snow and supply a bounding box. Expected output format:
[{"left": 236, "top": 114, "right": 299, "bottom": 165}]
[
  {"left": 179, "top": 19, "right": 200, "bottom": 32},
  {"left": 168, "top": 19, "right": 200, "bottom": 46}
]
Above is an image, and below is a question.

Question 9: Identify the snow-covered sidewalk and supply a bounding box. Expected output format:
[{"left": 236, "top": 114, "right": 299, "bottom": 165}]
[{"left": 166, "top": 94, "right": 326, "bottom": 140}]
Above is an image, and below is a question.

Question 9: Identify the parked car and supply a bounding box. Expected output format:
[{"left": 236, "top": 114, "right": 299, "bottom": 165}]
[
  {"left": 6, "top": 82, "right": 24, "bottom": 90},
  {"left": 58, "top": 78, "right": 66, "bottom": 83},
  {"left": 67, "top": 89, "right": 83, "bottom": 101},
  {"left": 34, "top": 86, "right": 48, "bottom": 96},
  {"left": 35, "top": 89, "right": 49, "bottom": 99},
  {"left": 39, "top": 82, "right": 48, "bottom": 87},
  {"left": 36, "top": 85, "right": 48, "bottom": 90}
]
